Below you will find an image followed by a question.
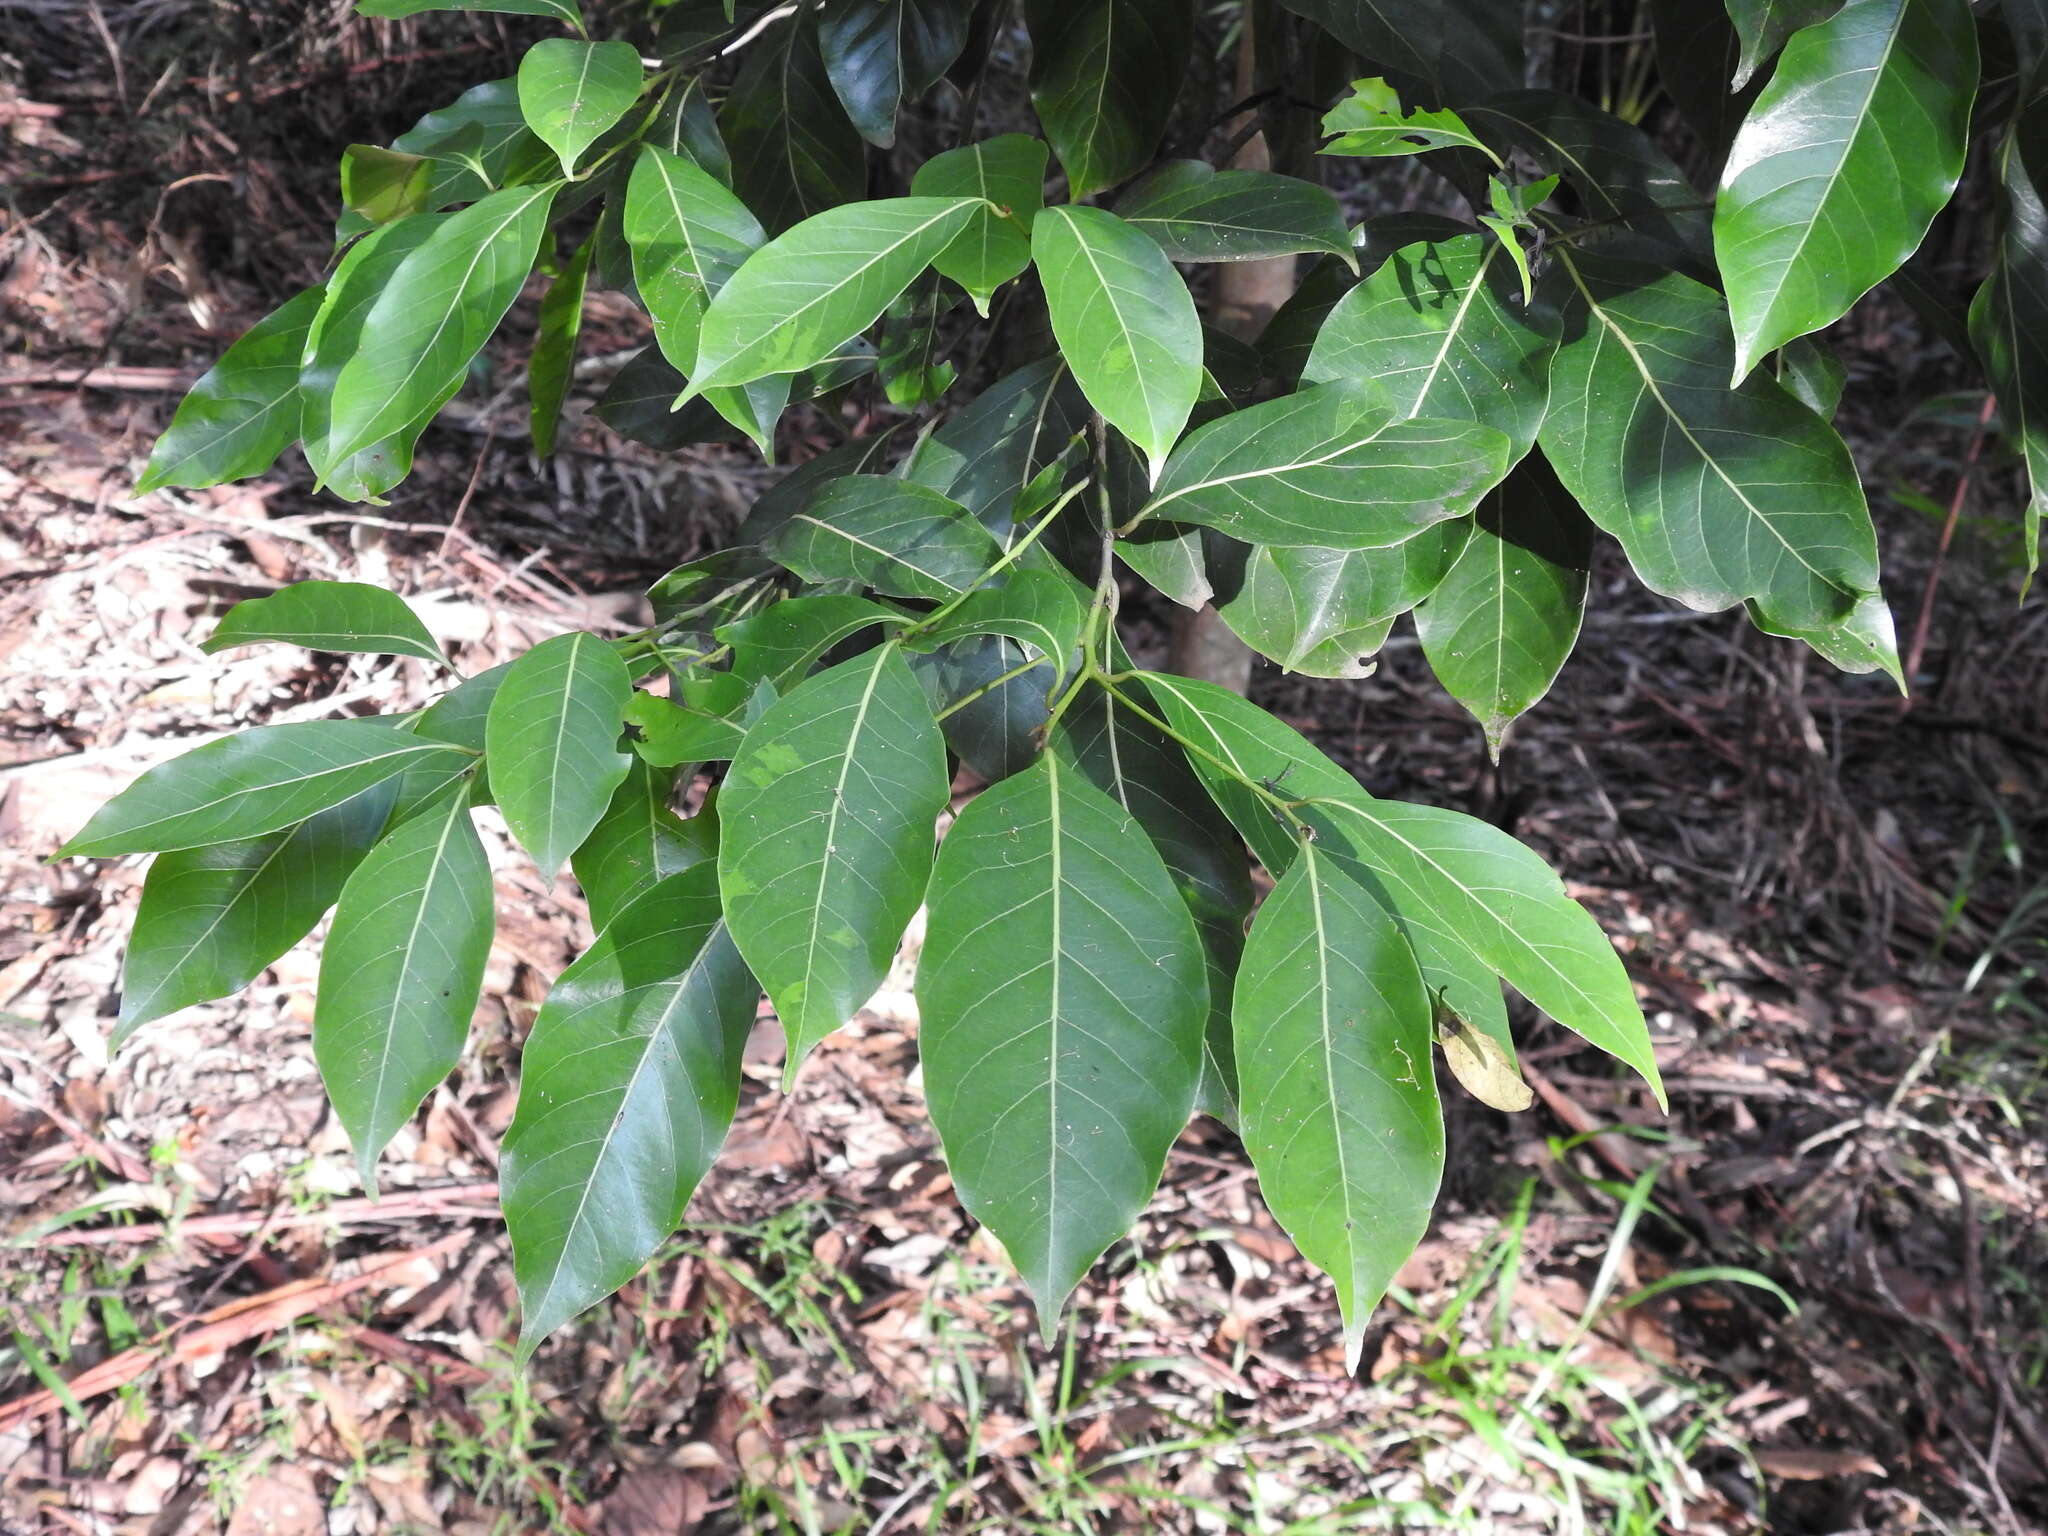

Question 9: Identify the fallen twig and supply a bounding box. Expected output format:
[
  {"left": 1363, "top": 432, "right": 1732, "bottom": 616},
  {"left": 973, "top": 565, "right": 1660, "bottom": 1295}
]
[{"left": 25, "top": 1183, "right": 501, "bottom": 1248}]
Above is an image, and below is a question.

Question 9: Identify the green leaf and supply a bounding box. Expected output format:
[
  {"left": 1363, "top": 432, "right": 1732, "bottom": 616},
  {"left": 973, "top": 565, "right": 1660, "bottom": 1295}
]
[
  {"left": 738, "top": 430, "right": 905, "bottom": 544},
  {"left": 325, "top": 185, "right": 559, "bottom": 479},
  {"left": 624, "top": 144, "right": 765, "bottom": 374},
  {"left": 135, "top": 286, "right": 324, "bottom": 495},
  {"left": 1776, "top": 337, "right": 1849, "bottom": 422},
  {"left": 721, "top": 595, "right": 908, "bottom": 690},
  {"left": 918, "top": 751, "right": 1208, "bottom": 1327},
  {"left": 356, "top": 0, "right": 584, "bottom": 23},
  {"left": 1032, "top": 205, "right": 1201, "bottom": 482},
  {"left": 719, "top": 646, "right": 947, "bottom": 1084},
  {"left": 485, "top": 632, "right": 635, "bottom": 885},
  {"left": 818, "top": 0, "right": 972, "bottom": 147},
  {"left": 60, "top": 719, "right": 472, "bottom": 857},
  {"left": 722, "top": 12, "right": 866, "bottom": 233},
  {"left": 116, "top": 785, "right": 395, "bottom": 1044},
  {"left": 1140, "top": 382, "right": 1512, "bottom": 548},
  {"left": 1303, "top": 233, "right": 1560, "bottom": 459},
  {"left": 501, "top": 863, "right": 757, "bottom": 1353},
  {"left": 1217, "top": 520, "right": 1471, "bottom": 678},
  {"left": 1319, "top": 77, "right": 1492, "bottom": 159},
  {"left": 517, "top": 39, "right": 644, "bottom": 176},
  {"left": 335, "top": 77, "right": 554, "bottom": 244},
  {"left": 1051, "top": 685, "right": 1252, "bottom": 1119},
  {"left": 1276, "top": 0, "right": 1522, "bottom": 102},
  {"left": 572, "top": 758, "right": 717, "bottom": 932},
  {"left": 1234, "top": 841, "right": 1442, "bottom": 1370},
  {"left": 1025, "top": 0, "right": 1192, "bottom": 198},
  {"left": 1116, "top": 161, "right": 1354, "bottom": 266},
  {"left": 594, "top": 347, "right": 744, "bottom": 451},
  {"left": 687, "top": 197, "right": 984, "bottom": 393},
  {"left": 907, "top": 568, "right": 1085, "bottom": 687},
  {"left": 624, "top": 679, "right": 751, "bottom": 766},
  {"left": 300, "top": 215, "right": 447, "bottom": 502},
  {"left": 1746, "top": 589, "right": 1903, "bottom": 683},
  {"left": 911, "top": 135, "right": 1048, "bottom": 314},
  {"left": 1969, "top": 107, "right": 2048, "bottom": 580},
  {"left": 913, "top": 635, "right": 1055, "bottom": 781},
  {"left": 314, "top": 784, "right": 495, "bottom": 1180},
  {"left": 1650, "top": 0, "right": 1757, "bottom": 160},
  {"left": 917, "top": 356, "right": 1089, "bottom": 535},
  {"left": 1725, "top": 0, "right": 1849, "bottom": 91},
  {"left": 766, "top": 476, "right": 1001, "bottom": 599},
  {"left": 1413, "top": 453, "right": 1594, "bottom": 753},
  {"left": 876, "top": 277, "right": 957, "bottom": 406},
  {"left": 530, "top": 234, "right": 592, "bottom": 457},
  {"left": 1715, "top": 0, "right": 1977, "bottom": 380},
  {"left": 341, "top": 144, "right": 432, "bottom": 227},
  {"left": 1541, "top": 252, "right": 1881, "bottom": 634},
  {"left": 652, "top": 74, "right": 732, "bottom": 185},
  {"left": 201, "top": 580, "right": 446, "bottom": 666}
]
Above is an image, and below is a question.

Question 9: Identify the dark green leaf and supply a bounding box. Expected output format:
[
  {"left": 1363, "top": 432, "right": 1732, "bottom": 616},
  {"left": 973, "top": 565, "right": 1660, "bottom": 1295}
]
[
  {"left": 485, "top": 632, "right": 634, "bottom": 884},
  {"left": 325, "top": 186, "right": 558, "bottom": 480},
  {"left": 1025, "top": 0, "right": 1192, "bottom": 198},
  {"left": 913, "top": 635, "right": 1055, "bottom": 781},
  {"left": 1277, "top": 0, "right": 1522, "bottom": 101},
  {"left": 314, "top": 784, "right": 494, "bottom": 1180},
  {"left": 876, "top": 277, "right": 957, "bottom": 406},
  {"left": 1650, "top": 0, "right": 1756, "bottom": 160},
  {"left": 918, "top": 751, "right": 1208, "bottom": 1327},
  {"left": 1541, "top": 253, "right": 1881, "bottom": 634},
  {"left": 737, "top": 429, "right": 905, "bottom": 544},
  {"left": 1715, "top": 0, "right": 1976, "bottom": 379},
  {"left": 1234, "top": 841, "right": 1441, "bottom": 1369},
  {"left": 1969, "top": 107, "right": 2048, "bottom": 579},
  {"left": 1032, "top": 205, "right": 1202, "bottom": 481},
  {"left": 594, "top": 347, "right": 741, "bottom": 451},
  {"left": 572, "top": 758, "right": 717, "bottom": 932},
  {"left": 1141, "top": 382, "right": 1511, "bottom": 548},
  {"left": 202, "top": 580, "right": 446, "bottom": 666},
  {"left": 501, "top": 863, "right": 757, "bottom": 1353},
  {"left": 1725, "top": 0, "right": 1847, "bottom": 89},
  {"left": 907, "top": 568, "right": 1084, "bottom": 686},
  {"left": 517, "top": 39, "right": 644, "bottom": 176},
  {"left": 116, "top": 785, "right": 395, "bottom": 1044},
  {"left": 911, "top": 134, "right": 1049, "bottom": 314},
  {"left": 1413, "top": 453, "right": 1594, "bottom": 753},
  {"left": 61, "top": 719, "right": 471, "bottom": 857},
  {"left": 819, "top": 0, "right": 973, "bottom": 147},
  {"left": 722, "top": 595, "right": 907, "bottom": 690},
  {"left": 1776, "top": 337, "right": 1849, "bottom": 422},
  {"left": 722, "top": 13, "right": 866, "bottom": 233},
  {"left": 135, "top": 286, "right": 324, "bottom": 495},
  {"left": 916, "top": 357, "right": 1089, "bottom": 536},
  {"left": 652, "top": 74, "right": 731, "bottom": 184},
  {"left": 374, "top": 76, "right": 555, "bottom": 219},
  {"left": 530, "top": 234, "right": 592, "bottom": 457},
  {"left": 1116, "top": 161, "right": 1354, "bottom": 265},
  {"left": 688, "top": 197, "right": 983, "bottom": 393},
  {"left": 766, "top": 476, "right": 1001, "bottom": 599},
  {"left": 719, "top": 646, "right": 947, "bottom": 1083}
]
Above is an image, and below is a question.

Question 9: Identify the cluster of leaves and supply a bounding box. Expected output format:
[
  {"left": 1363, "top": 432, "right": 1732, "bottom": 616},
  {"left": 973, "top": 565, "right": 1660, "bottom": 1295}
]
[{"left": 84, "top": 0, "right": 2044, "bottom": 1361}]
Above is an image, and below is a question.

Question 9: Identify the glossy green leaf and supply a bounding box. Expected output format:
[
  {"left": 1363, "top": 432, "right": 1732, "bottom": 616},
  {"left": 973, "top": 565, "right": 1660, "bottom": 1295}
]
[
  {"left": 1413, "top": 454, "right": 1593, "bottom": 754},
  {"left": 917, "top": 356, "right": 1089, "bottom": 535},
  {"left": 136, "top": 286, "right": 323, "bottom": 495},
  {"left": 1116, "top": 161, "right": 1354, "bottom": 266},
  {"left": 1715, "top": 0, "right": 1977, "bottom": 380},
  {"left": 572, "top": 758, "right": 716, "bottom": 932},
  {"left": 719, "top": 647, "right": 947, "bottom": 1084},
  {"left": 1318, "top": 77, "right": 1492, "bottom": 159},
  {"left": 501, "top": 863, "right": 757, "bottom": 1353},
  {"left": 1542, "top": 253, "right": 1881, "bottom": 634},
  {"left": 907, "top": 569, "right": 1085, "bottom": 687},
  {"left": 1051, "top": 685, "right": 1252, "bottom": 1118},
  {"left": 1032, "top": 205, "right": 1201, "bottom": 482},
  {"left": 1141, "top": 382, "right": 1512, "bottom": 548},
  {"left": 721, "top": 595, "right": 908, "bottom": 690},
  {"left": 738, "top": 430, "right": 905, "bottom": 544},
  {"left": 819, "top": 0, "right": 972, "bottom": 147},
  {"left": 624, "top": 144, "right": 765, "bottom": 374},
  {"left": 722, "top": 13, "right": 866, "bottom": 233},
  {"left": 1025, "top": 0, "right": 1192, "bottom": 198},
  {"left": 325, "top": 185, "right": 558, "bottom": 479},
  {"left": 1969, "top": 108, "right": 2048, "bottom": 579},
  {"left": 300, "top": 215, "right": 447, "bottom": 502},
  {"left": 314, "top": 784, "right": 494, "bottom": 1180},
  {"left": 61, "top": 719, "right": 471, "bottom": 857},
  {"left": 766, "top": 476, "right": 1001, "bottom": 600},
  {"left": 1277, "top": 0, "right": 1521, "bottom": 102},
  {"left": 1234, "top": 841, "right": 1441, "bottom": 1369},
  {"left": 918, "top": 751, "right": 1207, "bottom": 1326},
  {"left": 911, "top": 135, "right": 1048, "bottom": 314},
  {"left": 116, "top": 785, "right": 395, "bottom": 1044},
  {"left": 485, "top": 632, "right": 633, "bottom": 885},
  {"left": 530, "top": 234, "right": 591, "bottom": 457},
  {"left": 517, "top": 39, "right": 643, "bottom": 176},
  {"left": 202, "top": 580, "right": 445, "bottom": 666},
  {"left": 1650, "top": 0, "right": 1757, "bottom": 160},
  {"left": 1303, "top": 233, "right": 1559, "bottom": 459},
  {"left": 651, "top": 74, "right": 731, "bottom": 185},
  {"left": 1747, "top": 588, "right": 1904, "bottom": 681},
  {"left": 1218, "top": 520, "right": 1471, "bottom": 678},
  {"left": 687, "top": 198, "right": 982, "bottom": 394},
  {"left": 913, "top": 635, "right": 1055, "bottom": 781},
  {"left": 341, "top": 144, "right": 432, "bottom": 227},
  {"left": 1725, "top": 0, "right": 1849, "bottom": 90},
  {"left": 356, "top": 0, "right": 583, "bottom": 23}
]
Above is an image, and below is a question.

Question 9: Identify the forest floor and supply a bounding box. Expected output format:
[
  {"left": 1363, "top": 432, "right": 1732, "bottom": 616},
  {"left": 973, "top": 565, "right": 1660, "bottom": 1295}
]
[{"left": 5, "top": 11, "right": 2048, "bottom": 1535}]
